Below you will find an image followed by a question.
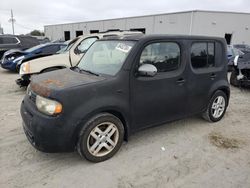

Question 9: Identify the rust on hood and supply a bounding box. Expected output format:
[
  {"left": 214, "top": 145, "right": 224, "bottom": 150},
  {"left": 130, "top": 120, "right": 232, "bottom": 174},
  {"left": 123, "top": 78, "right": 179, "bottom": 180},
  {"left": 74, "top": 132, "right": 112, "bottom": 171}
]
[
  {"left": 42, "top": 79, "right": 64, "bottom": 87},
  {"left": 30, "top": 79, "right": 64, "bottom": 97},
  {"left": 31, "top": 82, "right": 51, "bottom": 97}
]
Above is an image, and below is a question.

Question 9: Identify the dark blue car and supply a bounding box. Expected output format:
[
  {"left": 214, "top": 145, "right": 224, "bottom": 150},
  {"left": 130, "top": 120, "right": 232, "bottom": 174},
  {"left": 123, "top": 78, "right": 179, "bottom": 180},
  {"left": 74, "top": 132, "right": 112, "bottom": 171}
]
[{"left": 0, "top": 43, "right": 66, "bottom": 72}]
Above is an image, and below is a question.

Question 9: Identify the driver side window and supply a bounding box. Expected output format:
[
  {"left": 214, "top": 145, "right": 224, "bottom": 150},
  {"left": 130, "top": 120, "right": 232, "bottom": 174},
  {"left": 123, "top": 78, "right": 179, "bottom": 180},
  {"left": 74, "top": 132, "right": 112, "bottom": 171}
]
[
  {"left": 75, "top": 37, "right": 98, "bottom": 54},
  {"left": 140, "top": 42, "right": 180, "bottom": 72}
]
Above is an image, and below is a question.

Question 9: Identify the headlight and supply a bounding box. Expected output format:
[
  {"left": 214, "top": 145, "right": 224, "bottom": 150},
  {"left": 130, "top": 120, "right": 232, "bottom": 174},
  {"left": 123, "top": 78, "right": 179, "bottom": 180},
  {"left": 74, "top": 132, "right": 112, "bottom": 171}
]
[
  {"left": 36, "top": 95, "right": 63, "bottom": 115},
  {"left": 19, "top": 62, "right": 30, "bottom": 75},
  {"left": 8, "top": 56, "right": 15, "bottom": 61}
]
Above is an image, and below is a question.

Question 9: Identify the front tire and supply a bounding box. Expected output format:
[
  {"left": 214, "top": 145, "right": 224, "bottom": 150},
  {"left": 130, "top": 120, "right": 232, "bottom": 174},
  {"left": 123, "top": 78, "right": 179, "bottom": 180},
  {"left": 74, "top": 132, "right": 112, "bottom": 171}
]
[
  {"left": 202, "top": 90, "right": 228, "bottom": 122},
  {"left": 77, "top": 113, "right": 124, "bottom": 162}
]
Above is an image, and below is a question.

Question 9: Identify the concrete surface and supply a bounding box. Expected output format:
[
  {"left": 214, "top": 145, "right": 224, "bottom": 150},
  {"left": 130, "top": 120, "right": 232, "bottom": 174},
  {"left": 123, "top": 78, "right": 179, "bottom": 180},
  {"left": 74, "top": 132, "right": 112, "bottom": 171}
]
[{"left": 0, "top": 68, "right": 249, "bottom": 188}]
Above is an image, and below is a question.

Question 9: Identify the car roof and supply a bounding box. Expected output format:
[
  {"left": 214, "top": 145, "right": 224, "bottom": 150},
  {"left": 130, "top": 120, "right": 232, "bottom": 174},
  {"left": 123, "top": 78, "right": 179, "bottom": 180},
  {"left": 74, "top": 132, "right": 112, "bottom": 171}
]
[{"left": 98, "top": 34, "right": 226, "bottom": 42}]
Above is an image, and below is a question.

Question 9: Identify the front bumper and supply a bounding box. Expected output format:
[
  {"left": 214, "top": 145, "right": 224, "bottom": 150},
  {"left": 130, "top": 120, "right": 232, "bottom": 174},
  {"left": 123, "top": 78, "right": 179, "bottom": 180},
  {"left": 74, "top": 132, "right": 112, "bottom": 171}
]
[
  {"left": 16, "top": 74, "right": 31, "bottom": 87},
  {"left": 20, "top": 94, "right": 76, "bottom": 152},
  {"left": 0, "top": 60, "right": 17, "bottom": 72}
]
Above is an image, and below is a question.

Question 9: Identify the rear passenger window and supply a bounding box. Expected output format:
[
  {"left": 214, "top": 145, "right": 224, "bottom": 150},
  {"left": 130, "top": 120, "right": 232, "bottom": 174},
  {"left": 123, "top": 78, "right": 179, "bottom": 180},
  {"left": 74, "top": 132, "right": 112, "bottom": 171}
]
[
  {"left": 140, "top": 42, "right": 180, "bottom": 72},
  {"left": 0, "top": 37, "right": 19, "bottom": 44},
  {"left": 191, "top": 42, "right": 215, "bottom": 69}
]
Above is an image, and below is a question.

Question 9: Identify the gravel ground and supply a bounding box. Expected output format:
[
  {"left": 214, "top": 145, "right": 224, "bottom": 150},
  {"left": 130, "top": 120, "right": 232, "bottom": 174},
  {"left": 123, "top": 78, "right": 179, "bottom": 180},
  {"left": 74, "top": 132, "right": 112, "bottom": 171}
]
[{"left": 0, "top": 68, "right": 250, "bottom": 188}]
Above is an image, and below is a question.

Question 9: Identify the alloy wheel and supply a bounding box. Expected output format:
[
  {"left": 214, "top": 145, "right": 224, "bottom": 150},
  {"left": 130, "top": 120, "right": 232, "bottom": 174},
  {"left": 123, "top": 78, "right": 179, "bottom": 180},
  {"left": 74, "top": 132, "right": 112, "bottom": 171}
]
[
  {"left": 211, "top": 96, "right": 226, "bottom": 119},
  {"left": 87, "top": 122, "right": 119, "bottom": 157}
]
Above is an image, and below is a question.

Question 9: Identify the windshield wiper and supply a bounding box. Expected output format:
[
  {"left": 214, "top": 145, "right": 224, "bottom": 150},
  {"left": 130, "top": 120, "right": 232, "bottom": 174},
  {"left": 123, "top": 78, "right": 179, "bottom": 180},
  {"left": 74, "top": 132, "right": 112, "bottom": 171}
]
[
  {"left": 71, "top": 66, "right": 99, "bottom": 76},
  {"left": 81, "top": 69, "right": 99, "bottom": 76}
]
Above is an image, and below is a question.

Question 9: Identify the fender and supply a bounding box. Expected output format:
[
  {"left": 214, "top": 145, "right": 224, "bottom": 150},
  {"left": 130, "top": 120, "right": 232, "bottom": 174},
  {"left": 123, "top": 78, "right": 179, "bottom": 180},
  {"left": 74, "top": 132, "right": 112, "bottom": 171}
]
[
  {"left": 208, "top": 79, "right": 230, "bottom": 107},
  {"left": 68, "top": 96, "right": 131, "bottom": 144}
]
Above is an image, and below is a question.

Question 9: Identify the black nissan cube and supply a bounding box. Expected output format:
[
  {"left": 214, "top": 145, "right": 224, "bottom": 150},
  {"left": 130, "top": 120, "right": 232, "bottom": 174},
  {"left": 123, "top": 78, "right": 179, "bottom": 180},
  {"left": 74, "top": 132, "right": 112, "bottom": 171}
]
[{"left": 21, "top": 35, "right": 230, "bottom": 162}]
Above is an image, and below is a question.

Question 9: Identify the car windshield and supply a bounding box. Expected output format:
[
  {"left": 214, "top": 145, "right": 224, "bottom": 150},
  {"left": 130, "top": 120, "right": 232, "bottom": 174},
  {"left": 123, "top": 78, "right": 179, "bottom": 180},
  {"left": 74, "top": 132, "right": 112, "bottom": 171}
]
[
  {"left": 25, "top": 44, "right": 46, "bottom": 53},
  {"left": 58, "top": 37, "right": 80, "bottom": 54},
  {"left": 77, "top": 40, "right": 135, "bottom": 76}
]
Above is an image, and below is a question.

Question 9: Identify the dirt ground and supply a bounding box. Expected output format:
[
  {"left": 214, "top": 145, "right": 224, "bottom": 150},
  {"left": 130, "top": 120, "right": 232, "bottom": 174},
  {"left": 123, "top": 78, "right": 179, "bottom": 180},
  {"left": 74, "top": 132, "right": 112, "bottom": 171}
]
[{"left": 0, "top": 68, "right": 250, "bottom": 188}]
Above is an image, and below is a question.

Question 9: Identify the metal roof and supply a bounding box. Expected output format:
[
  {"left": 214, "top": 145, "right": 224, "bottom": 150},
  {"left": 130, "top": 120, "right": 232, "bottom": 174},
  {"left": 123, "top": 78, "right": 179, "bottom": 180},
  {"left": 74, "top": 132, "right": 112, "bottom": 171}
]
[{"left": 44, "top": 10, "right": 250, "bottom": 27}]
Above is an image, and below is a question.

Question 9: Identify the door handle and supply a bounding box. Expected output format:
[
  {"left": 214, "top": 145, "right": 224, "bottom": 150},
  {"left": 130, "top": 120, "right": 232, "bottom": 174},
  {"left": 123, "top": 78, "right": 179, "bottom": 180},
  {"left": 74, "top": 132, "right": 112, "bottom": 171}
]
[
  {"left": 176, "top": 78, "right": 186, "bottom": 85},
  {"left": 210, "top": 73, "right": 216, "bottom": 79}
]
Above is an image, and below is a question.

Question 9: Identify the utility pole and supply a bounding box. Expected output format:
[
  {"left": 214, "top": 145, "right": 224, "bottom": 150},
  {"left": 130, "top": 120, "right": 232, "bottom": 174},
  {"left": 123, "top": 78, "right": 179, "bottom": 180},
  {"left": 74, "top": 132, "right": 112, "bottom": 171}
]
[{"left": 8, "top": 9, "right": 15, "bottom": 35}]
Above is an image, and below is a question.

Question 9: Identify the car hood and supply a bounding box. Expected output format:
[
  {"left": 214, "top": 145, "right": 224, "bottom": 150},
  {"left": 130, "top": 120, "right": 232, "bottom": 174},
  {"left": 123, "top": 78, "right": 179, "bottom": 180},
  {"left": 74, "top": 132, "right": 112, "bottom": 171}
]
[
  {"left": 4, "top": 49, "right": 28, "bottom": 56},
  {"left": 30, "top": 68, "right": 105, "bottom": 97},
  {"left": 26, "top": 52, "right": 70, "bottom": 74}
]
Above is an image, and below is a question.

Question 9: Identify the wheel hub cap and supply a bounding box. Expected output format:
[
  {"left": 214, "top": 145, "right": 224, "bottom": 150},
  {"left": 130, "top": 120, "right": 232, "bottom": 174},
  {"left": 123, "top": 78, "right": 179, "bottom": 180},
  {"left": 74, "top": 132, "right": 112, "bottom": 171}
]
[
  {"left": 211, "top": 96, "right": 226, "bottom": 118},
  {"left": 87, "top": 122, "right": 119, "bottom": 157}
]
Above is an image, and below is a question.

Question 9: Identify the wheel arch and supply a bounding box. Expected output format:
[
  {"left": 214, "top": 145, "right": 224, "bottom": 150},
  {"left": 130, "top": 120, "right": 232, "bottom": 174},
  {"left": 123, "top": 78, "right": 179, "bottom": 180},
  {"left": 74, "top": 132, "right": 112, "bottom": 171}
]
[
  {"left": 209, "top": 84, "right": 230, "bottom": 107},
  {"left": 104, "top": 109, "right": 129, "bottom": 141}
]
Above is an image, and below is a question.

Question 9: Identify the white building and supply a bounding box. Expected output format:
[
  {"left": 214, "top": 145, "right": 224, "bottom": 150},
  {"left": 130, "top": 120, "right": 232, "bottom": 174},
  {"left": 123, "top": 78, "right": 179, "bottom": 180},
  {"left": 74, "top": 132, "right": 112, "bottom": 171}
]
[
  {"left": 0, "top": 24, "right": 3, "bottom": 34},
  {"left": 44, "top": 10, "right": 250, "bottom": 44}
]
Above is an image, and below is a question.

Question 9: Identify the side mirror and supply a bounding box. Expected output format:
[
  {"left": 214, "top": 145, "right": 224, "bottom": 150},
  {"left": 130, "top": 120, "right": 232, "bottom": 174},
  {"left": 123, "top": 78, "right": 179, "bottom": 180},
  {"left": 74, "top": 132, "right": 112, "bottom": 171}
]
[{"left": 138, "top": 64, "right": 157, "bottom": 77}]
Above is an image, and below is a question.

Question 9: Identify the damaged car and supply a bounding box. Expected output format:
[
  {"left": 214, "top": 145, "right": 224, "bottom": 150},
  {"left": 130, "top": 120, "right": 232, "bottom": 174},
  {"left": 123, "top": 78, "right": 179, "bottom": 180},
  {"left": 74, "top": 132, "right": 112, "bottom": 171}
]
[
  {"left": 229, "top": 53, "right": 250, "bottom": 87},
  {"left": 1, "top": 43, "right": 67, "bottom": 72},
  {"left": 21, "top": 35, "right": 230, "bottom": 162},
  {"left": 0, "top": 35, "right": 39, "bottom": 59}
]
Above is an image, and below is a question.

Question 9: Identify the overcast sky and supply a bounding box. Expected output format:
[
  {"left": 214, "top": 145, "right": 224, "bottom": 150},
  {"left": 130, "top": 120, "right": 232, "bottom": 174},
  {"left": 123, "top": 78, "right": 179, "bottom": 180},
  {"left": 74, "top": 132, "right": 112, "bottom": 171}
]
[{"left": 0, "top": 0, "right": 250, "bottom": 34}]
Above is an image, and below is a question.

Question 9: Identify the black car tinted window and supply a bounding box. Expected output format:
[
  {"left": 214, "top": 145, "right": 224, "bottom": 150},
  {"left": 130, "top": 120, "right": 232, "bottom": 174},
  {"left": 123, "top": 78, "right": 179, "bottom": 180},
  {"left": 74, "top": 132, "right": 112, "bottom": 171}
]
[
  {"left": 0, "top": 37, "right": 19, "bottom": 44},
  {"left": 191, "top": 42, "right": 215, "bottom": 69},
  {"left": 140, "top": 42, "right": 180, "bottom": 72}
]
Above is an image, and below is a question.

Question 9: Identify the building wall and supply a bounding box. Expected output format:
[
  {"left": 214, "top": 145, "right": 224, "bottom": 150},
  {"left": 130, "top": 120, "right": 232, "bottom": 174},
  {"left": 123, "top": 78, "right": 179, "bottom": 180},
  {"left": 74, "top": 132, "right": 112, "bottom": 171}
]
[
  {"left": 44, "top": 11, "right": 250, "bottom": 44},
  {"left": 192, "top": 11, "right": 250, "bottom": 44},
  {"left": 153, "top": 12, "right": 192, "bottom": 35}
]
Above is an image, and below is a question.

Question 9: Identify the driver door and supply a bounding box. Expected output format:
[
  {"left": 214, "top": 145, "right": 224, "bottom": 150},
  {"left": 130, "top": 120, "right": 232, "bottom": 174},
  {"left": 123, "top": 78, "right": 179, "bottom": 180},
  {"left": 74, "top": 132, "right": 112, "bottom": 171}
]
[{"left": 130, "top": 41, "right": 188, "bottom": 131}]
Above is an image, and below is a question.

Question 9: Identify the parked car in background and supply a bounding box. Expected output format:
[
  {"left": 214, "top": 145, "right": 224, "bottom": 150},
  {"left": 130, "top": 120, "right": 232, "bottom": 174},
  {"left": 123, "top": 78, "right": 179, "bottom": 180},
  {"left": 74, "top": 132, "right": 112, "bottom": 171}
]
[
  {"left": 1, "top": 43, "right": 66, "bottom": 72},
  {"left": 227, "top": 45, "right": 244, "bottom": 71},
  {"left": 227, "top": 45, "right": 244, "bottom": 60},
  {"left": 21, "top": 35, "right": 230, "bottom": 162},
  {"left": 233, "top": 44, "right": 250, "bottom": 54},
  {"left": 229, "top": 53, "right": 250, "bottom": 87},
  {"left": 17, "top": 30, "right": 142, "bottom": 86},
  {"left": 0, "top": 35, "right": 39, "bottom": 59}
]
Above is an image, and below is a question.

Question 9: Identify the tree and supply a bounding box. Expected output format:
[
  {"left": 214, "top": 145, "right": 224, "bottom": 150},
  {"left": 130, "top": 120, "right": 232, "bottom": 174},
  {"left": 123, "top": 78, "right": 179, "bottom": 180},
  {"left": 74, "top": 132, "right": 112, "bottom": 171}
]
[{"left": 29, "top": 30, "right": 44, "bottom": 36}]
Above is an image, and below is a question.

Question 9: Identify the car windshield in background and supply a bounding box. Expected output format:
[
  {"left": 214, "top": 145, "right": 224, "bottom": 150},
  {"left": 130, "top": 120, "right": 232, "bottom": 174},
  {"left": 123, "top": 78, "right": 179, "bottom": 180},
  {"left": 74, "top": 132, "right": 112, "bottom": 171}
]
[
  {"left": 227, "top": 46, "right": 244, "bottom": 57},
  {"left": 57, "top": 39, "right": 77, "bottom": 54},
  {"left": 25, "top": 44, "right": 46, "bottom": 53},
  {"left": 77, "top": 40, "right": 135, "bottom": 76}
]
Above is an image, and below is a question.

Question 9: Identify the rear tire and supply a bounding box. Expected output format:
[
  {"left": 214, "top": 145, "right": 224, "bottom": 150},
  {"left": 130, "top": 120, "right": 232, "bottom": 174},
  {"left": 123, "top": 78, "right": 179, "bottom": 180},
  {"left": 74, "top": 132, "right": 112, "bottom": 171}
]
[
  {"left": 202, "top": 90, "right": 228, "bottom": 122},
  {"left": 230, "top": 69, "right": 240, "bottom": 87},
  {"left": 77, "top": 113, "right": 124, "bottom": 162}
]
